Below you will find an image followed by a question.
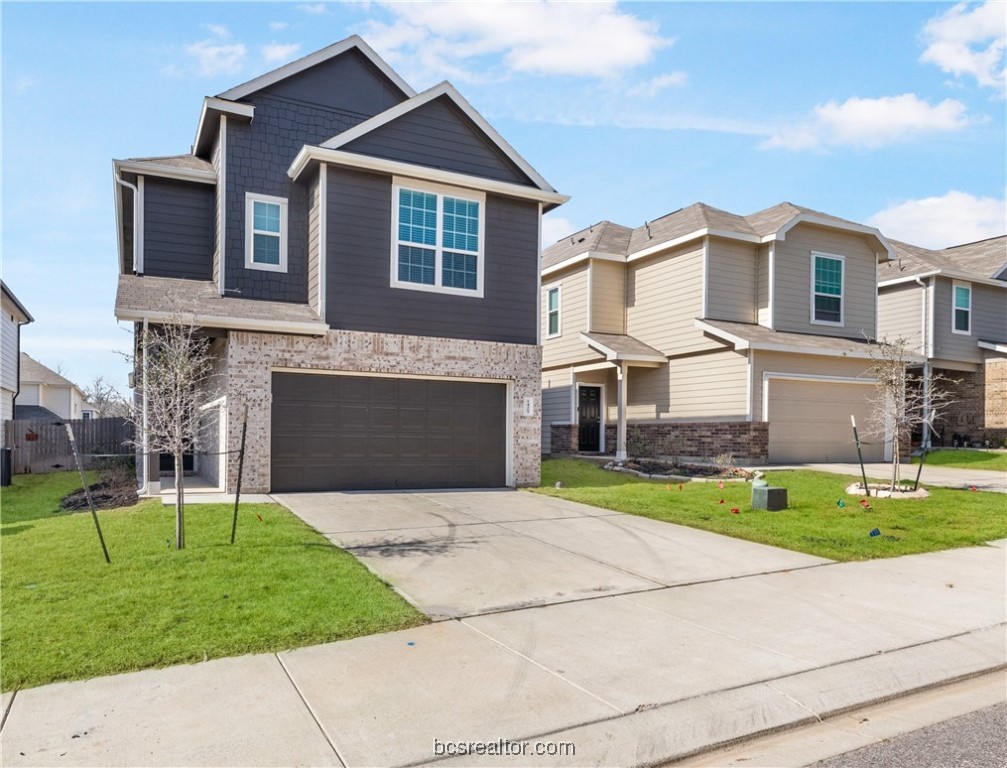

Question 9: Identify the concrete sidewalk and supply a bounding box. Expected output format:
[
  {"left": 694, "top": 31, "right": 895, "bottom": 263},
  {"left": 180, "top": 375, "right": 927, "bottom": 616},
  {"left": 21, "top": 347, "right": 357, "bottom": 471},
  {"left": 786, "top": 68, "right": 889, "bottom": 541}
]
[
  {"left": 2, "top": 536, "right": 1003, "bottom": 766},
  {"left": 778, "top": 462, "right": 1007, "bottom": 494}
]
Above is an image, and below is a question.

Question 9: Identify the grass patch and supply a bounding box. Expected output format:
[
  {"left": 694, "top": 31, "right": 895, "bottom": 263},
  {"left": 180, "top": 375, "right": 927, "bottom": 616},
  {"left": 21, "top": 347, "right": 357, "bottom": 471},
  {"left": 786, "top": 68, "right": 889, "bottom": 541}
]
[
  {"left": 1, "top": 472, "right": 426, "bottom": 691},
  {"left": 534, "top": 458, "right": 1006, "bottom": 562},
  {"left": 913, "top": 449, "right": 1007, "bottom": 473}
]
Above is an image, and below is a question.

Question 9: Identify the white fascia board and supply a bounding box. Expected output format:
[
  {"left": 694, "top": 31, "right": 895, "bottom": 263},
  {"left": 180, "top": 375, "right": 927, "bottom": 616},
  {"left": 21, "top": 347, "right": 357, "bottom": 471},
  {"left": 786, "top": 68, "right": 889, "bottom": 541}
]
[
  {"left": 626, "top": 228, "right": 758, "bottom": 264},
  {"left": 114, "top": 159, "right": 217, "bottom": 185},
  {"left": 541, "top": 251, "right": 624, "bottom": 277},
  {"left": 320, "top": 81, "right": 556, "bottom": 195},
  {"left": 218, "top": 36, "right": 415, "bottom": 102},
  {"left": 772, "top": 213, "right": 895, "bottom": 262},
  {"left": 193, "top": 97, "right": 255, "bottom": 156},
  {"left": 115, "top": 308, "right": 328, "bottom": 337},
  {"left": 978, "top": 340, "right": 1007, "bottom": 354},
  {"left": 288, "top": 146, "right": 569, "bottom": 207},
  {"left": 878, "top": 270, "right": 941, "bottom": 288},
  {"left": 995, "top": 263, "right": 1007, "bottom": 280},
  {"left": 578, "top": 333, "right": 666, "bottom": 363},
  {"left": 880, "top": 268, "right": 1005, "bottom": 289},
  {"left": 694, "top": 319, "right": 751, "bottom": 350}
]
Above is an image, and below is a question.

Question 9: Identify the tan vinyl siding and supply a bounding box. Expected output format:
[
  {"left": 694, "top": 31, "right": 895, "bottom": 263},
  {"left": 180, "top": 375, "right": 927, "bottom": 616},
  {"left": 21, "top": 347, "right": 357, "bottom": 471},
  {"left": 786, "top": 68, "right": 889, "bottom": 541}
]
[
  {"left": 878, "top": 282, "right": 924, "bottom": 352},
  {"left": 307, "top": 175, "right": 321, "bottom": 313},
  {"left": 1, "top": 311, "right": 17, "bottom": 394},
  {"left": 542, "top": 266, "right": 596, "bottom": 368},
  {"left": 932, "top": 278, "right": 1006, "bottom": 364},
  {"left": 1, "top": 391, "right": 12, "bottom": 424},
  {"left": 626, "top": 244, "right": 720, "bottom": 356},
  {"left": 706, "top": 238, "right": 758, "bottom": 323},
  {"left": 757, "top": 244, "right": 771, "bottom": 326},
  {"left": 590, "top": 259, "right": 626, "bottom": 333},
  {"left": 772, "top": 223, "right": 878, "bottom": 339},
  {"left": 623, "top": 350, "right": 746, "bottom": 421},
  {"left": 751, "top": 350, "right": 874, "bottom": 422}
]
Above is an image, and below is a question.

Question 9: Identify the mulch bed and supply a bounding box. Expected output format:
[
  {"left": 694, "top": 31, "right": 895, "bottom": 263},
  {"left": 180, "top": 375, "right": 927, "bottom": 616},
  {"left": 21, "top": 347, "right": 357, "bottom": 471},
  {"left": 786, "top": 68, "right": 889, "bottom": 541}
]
[
  {"left": 61, "top": 477, "right": 138, "bottom": 512},
  {"left": 622, "top": 460, "right": 753, "bottom": 479}
]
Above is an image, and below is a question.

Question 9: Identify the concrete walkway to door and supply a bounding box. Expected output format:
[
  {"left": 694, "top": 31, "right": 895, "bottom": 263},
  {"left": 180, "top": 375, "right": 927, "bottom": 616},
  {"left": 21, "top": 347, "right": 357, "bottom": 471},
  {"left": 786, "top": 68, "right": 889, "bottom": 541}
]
[{"left": 3, "top": 490, "right": 1003, "bottom": 767}]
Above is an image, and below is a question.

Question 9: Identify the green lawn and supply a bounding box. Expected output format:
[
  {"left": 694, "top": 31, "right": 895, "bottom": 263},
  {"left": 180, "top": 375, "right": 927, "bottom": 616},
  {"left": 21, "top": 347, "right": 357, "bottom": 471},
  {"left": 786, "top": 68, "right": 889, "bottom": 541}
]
[
  {"left": 1, "top": 472, "right": 425, "bottom": 692},
  {"left": 533, "top": 459, "right": 1006, "bottom": 562},
  {"left": 913, "top": 449, "right": 1007, "bottom": 473}
]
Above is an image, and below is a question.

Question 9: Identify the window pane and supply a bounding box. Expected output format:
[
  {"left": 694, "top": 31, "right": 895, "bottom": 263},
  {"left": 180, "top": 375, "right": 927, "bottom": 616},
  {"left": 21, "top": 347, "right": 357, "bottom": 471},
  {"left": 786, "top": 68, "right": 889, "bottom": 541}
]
[
  {"left": 398, "top": 189, "right": 437, "bottom": 246},
  {"left": 814, "top": 257, "right": 842, "bottom": 296},
  {"left": 253, "top": 233, "right": 280, "bottom": 265},
  {"left": 548, "top": 288, "right": 559, "bottom": 312},
  {"left": 954, "top": 285, "right": 970, "bottom": 310},
  {"left": 548, "top": 311, "right": 559, "bottom": 336},
  {"left": 442, "top": 197, "right": 479, "bottom": 252},
  {"left": 398, "top": 245, "right": 435, "bottom": 285},
  {"left": 815, "top": 295, "right": 841, "bottom": 323},
  {"left": 442, "top": 251, "right": 477, "bottom": 290},
  {"left": 254, "top": 201, "right": 281, "bottom": 233},
  {"left": 955, "top": 307, "right": 970, "bottom": 332}
]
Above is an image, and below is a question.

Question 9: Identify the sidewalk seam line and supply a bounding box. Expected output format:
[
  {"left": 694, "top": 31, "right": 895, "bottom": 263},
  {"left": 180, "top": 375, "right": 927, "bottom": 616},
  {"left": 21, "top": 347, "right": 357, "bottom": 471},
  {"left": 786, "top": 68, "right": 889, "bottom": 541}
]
[
  {"left": 458, "top": 619, "right": 626, "bottom": 715},
  {"left": 274, "top": 653, "right": 348, "bottom": 768},
  {"left": 764, "top": 680, "right": 824, "bottom": 722}
]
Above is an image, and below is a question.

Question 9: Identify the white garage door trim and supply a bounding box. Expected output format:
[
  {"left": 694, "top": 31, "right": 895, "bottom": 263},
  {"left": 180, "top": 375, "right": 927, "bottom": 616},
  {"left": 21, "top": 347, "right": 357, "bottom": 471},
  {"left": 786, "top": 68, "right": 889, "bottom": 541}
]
[
  {"left": 762, "top": 371, "right": 892, "bottom": 462},
  {"left": 271, "top": 366, "right": 515, "bottom": 486}
]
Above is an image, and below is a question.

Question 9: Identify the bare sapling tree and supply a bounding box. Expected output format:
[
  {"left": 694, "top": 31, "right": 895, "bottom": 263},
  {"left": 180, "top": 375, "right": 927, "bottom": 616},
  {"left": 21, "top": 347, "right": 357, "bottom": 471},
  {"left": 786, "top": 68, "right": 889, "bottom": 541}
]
[
  {"left": 83, "top": 375, "right": 132, "bottom": 418},
  {"left": 127, "top": 315, "right": 216, "bottom": 549},
  {"left": 864, "top": 336, "right": 955, "bottom": 492}
]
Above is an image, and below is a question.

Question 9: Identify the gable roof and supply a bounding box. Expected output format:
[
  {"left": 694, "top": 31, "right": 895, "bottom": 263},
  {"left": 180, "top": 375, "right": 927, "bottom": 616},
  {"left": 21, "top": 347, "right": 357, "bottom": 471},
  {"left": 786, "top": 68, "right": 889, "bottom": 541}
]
[
  {"left": 881, "top": 236, "right": 1006, "bottom": 285},
  {"left": 541, "top": 221, "right": 634, "bottom": 269},
  {"left": 20, "top": 353, "right": 81, "bottom": 390},
  {"left": 217, "top": 35, "right": 415, "bottom": 102},
  {"left": 1, "top": 281, "right": 33, "bottom": 323}
]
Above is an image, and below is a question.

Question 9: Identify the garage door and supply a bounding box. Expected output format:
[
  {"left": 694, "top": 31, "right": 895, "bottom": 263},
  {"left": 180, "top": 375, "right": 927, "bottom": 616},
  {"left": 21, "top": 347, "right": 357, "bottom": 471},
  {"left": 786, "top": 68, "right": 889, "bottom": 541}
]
[
  {"left": 270, "top": 373, "right": 507, "bottom": 492},
  {"left": 767, "top": 378, "right": 886, "bottom": 463}
]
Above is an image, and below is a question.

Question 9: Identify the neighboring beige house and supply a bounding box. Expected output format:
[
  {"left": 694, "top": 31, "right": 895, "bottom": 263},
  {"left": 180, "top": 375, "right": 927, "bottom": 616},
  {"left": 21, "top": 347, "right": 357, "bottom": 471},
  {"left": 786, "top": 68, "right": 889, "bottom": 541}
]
[
  {"left": 17, "top": 353, "right": 88, "bottom": 421},
  {"left": 877, "top": 235, "right": 1007, "bottom": 447},
  {"left": 540, "top": 202, "right": 899, "bottom": 464},
  {"left": 1, "top": 282, "right": 34, "bottom": 425}
]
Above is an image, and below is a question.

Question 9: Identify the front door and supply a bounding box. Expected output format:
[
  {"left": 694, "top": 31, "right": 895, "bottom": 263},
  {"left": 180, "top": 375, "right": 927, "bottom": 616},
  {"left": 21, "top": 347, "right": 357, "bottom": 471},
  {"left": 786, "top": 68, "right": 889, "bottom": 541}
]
[{"left": 578, "top": 386, "right": 602, "bottom": 452}]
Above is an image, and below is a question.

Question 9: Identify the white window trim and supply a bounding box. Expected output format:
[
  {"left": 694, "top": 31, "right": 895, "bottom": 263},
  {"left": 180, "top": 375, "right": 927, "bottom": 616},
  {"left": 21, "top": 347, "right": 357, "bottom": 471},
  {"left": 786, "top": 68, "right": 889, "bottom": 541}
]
[
  {"left": 546, "top": 284, "right": 562, "bottom": 339},
  {"left": 390, "top": 177, "right": 485, "bottom": 298},
  {"left": 951, "top": 279, "right": 972, "bottom": 335},
  {"left": 245, "top": 192, "right": 288, "bottom": 273},
  {"left": 810, "top": 251, "right": 845, "bottom": 327}
]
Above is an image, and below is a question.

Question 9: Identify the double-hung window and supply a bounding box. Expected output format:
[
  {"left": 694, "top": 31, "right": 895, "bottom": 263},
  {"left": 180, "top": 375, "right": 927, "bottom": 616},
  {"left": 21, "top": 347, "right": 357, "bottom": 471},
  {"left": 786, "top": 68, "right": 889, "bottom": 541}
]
[
  {"left": 392, "top": 181, "right": 484, "bottom": 297},
  {"left": 952, "top": 281, "right": 971, "bottom": 334},
  {"left": 245, "top": 193, "right": 288, "bottom": 272},
  {"left": 546, "top": 286, "right": 561, "bottom": 337},
  {"left": 811, "top": 252, "right": 844, "bottom": 325}
]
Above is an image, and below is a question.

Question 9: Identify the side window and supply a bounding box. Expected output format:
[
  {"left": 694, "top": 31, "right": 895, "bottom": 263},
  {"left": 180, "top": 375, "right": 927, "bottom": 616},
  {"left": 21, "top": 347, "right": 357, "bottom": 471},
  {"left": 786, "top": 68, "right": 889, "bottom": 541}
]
[
  {"left": 245, "top": 193, "right": 288, "bottom": 273},
  {"left": 391, "top": 181, "right": 484, "bottom": 297},
  {"left": 952, "top": 281, "right": 971, "bottom": 334},
  {"left": 547, "top": 286, "right": 561, "bottom": 337},
  {"left": 811, "top": 252, "right": 844, "bottom": 325}
]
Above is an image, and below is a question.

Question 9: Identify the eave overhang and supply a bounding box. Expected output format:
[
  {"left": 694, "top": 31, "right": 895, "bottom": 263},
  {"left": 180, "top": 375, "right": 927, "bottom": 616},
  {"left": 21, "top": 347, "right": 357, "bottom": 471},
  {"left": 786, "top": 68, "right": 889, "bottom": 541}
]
[
  {"left": 115, "top": 307, "right": 328, "bottom": 337},
  {"left": 193, "top": 97, "right": 255, "bottom": 158}
]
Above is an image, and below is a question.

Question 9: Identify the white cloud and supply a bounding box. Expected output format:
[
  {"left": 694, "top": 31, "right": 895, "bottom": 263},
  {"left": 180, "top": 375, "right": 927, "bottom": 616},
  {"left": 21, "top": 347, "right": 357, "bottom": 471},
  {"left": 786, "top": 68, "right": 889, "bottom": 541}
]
[
  {"left": 764, "top": 94, "right": 972, "bottom": 151},
  {"left": 298, "top": 3, "right": 329, "bottom": 15},
  {"left": 14, "top": 76, "right": 39, "bottom": 92},
  {"left": 541, "top": 215, "right": 577, "bottom": 247},
  {"left": 365, "top": 0, "right": 669, "bottom": 85},
  {"left": 269, "top": 21, "right": 290, "bottom": 31},
  {"left": 868, "top": 190, "right": 1007, "bottom": 249},
  {"left": 262, "top": 42, "right": 301, "bottom": 64},
  {"left": 920, "top": 1, "right": 1006, "bottom": 94},
  {"left": 206, "top": 23, "right": 231, "bottom": 39},
  {"left": 187, "top": 39, "right": 247, "bottom": 77},
  {"left": 627, "top": 72, "right": 688, "bottom": 98}
]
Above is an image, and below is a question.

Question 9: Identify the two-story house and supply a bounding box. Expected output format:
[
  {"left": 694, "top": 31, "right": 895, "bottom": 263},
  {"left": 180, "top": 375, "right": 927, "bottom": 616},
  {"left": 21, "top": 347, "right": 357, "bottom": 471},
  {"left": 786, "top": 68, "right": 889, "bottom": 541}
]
[
  {"left": 878, "top": 236, "right": 1007, "bottom": 447},
  {"left": 113, "top": 36, "right": 566, "bottom": 495},
  {"left": 541, "top": 202, "right": 898, "bottom": 464},
  {"left": 1, "top": 283, "right": 33, "bottom": 425}
]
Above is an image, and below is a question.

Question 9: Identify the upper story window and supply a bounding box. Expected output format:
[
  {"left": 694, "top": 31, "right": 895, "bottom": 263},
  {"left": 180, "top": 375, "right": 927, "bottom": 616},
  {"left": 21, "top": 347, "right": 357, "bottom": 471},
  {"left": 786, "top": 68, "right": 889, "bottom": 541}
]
[
  {"left": 245, "top": 193, "right": 288, "bottom": 273},
  {"left": 952, "top": 281, "right": 972, "bottom": 334},
  {"left": 391, "top": 180, "right": 484, "bottom": 297},
  {"left": 811, "top": 252, "right": 844, "bottom": 325},
  {"left": 546, "top": 286, "right": 561, "bottom": 337}
]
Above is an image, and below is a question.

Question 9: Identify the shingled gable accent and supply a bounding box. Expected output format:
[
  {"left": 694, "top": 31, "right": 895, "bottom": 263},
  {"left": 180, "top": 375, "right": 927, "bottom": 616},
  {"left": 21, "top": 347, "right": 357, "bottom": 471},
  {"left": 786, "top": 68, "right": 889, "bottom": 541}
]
[{"left": 318, "top": 82, "right": 556, "bottom": 194}]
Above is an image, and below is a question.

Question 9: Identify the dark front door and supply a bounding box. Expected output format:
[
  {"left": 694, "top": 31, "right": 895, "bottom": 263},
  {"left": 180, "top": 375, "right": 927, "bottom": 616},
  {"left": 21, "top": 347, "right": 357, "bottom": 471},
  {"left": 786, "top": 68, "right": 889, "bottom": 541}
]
[
  {"left": 578, "top": 386, "right": 602, "bottom": 452},
  {"left": 270, "top": 372, "right": 508, "bottom": 492}
]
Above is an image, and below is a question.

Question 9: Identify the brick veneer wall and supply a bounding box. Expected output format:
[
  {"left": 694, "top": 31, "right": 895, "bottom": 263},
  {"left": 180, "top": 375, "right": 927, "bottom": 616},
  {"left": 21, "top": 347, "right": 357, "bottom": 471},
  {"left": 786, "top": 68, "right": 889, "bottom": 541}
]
[
  {"left": 932, "top": 363, "right": 1007, "bottom": 446},
  {"left": 221, "top": 329, "right": 542, "bottom": 492},
  {"left": 550, "top": 422, "right": 769, "bottom": 463}
]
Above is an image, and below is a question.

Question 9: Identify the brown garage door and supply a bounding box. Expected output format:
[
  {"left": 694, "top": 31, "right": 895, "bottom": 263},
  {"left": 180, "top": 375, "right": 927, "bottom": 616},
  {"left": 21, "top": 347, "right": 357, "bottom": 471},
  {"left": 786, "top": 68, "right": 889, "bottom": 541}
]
[
  {"left": 270, "top": 373, "right": 507, "bottom": 492},
  {"left": 767, "top": 378, "right": 886, "bottom": 463}
]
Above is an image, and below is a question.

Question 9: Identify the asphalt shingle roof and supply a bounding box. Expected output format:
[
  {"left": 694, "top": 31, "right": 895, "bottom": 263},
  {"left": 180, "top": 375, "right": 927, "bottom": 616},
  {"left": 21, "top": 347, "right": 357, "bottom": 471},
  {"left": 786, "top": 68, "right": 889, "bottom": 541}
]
[
  {"left": 124, "top": 154, "right": 215, "bottom": 174},
  {"left": 19, "top": 353, "right": 80, "bottom": 389},
  {"left": 882, "top": 236, "right": 1006, "bottom": 282}
]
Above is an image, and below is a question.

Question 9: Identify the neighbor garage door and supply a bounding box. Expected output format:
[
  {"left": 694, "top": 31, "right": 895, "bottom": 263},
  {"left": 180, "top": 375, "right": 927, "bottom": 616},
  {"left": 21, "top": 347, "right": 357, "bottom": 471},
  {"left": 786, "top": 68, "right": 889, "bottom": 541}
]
[
  {"left": 767, "top": 378, "right": 885, "bottom": 463},
  {"left": 270, "top": 372, "right": 507, "bottom": 492}
]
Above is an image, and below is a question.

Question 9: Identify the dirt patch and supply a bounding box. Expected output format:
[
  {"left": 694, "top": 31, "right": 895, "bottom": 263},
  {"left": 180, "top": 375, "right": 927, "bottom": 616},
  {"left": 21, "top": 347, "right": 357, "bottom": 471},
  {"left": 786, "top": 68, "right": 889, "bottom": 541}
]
[
  {"left": 618, "top": 460, "right": 753, "bottom": 480},
  {"left": 845, "top": 482, "right": 930, "bottom": 499},
  {"left": 61, "top": 469, "right": 138, "bottom": 511}
]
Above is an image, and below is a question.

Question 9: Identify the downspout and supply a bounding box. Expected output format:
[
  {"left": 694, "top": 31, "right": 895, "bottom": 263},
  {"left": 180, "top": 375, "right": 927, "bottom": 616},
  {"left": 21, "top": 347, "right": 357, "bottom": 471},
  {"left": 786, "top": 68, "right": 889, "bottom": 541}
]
[
  {"left": 915, "top": 276, "right": 931, "bottom": 449},
  {"left": 141, "top": 317, "right": 150, "bottom": 495},
  {"left": 114, "top": 173, "right": 140, "bottom": 274}
]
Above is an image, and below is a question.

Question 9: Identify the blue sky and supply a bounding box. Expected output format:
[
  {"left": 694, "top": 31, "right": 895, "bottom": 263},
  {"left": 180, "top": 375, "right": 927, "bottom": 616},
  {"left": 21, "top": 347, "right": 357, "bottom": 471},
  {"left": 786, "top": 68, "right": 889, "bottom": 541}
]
[{"left": 2, "top": 1, "right": 1005, "bottom": 396}]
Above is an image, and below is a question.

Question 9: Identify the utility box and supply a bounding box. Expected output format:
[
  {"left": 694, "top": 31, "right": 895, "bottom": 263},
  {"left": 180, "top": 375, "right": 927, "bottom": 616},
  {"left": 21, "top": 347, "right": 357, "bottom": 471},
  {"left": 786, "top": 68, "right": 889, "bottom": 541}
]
[{"left": 753, "top": 485, "right": 787, "bottom": 511}]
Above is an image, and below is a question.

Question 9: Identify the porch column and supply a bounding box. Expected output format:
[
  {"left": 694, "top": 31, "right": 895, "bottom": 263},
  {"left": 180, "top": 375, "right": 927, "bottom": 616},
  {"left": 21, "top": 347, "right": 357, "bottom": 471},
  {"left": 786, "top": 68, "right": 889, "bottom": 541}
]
[{"left": 616, "top": 361, "right": 628, "bottom": 461}]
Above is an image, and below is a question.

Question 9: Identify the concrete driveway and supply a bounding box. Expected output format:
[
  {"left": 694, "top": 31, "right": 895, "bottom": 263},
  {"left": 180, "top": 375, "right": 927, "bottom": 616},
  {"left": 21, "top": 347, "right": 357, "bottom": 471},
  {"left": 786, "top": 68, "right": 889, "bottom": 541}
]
[{"left": 272, "top": 489, "right": 829, "bottom": 619}]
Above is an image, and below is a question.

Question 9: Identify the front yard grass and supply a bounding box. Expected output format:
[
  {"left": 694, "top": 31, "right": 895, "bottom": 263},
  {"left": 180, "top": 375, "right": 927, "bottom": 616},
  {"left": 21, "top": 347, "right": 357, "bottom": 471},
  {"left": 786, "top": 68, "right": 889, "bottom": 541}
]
[
  {"left": 534, "top": 458, "right": 1006, "bottom": 562},
  {"left": 913, "top": 448, "right": 1007, "bottom": 473},
  {"left": 1, "top": 472, "right": 426, "bottom": 692}
]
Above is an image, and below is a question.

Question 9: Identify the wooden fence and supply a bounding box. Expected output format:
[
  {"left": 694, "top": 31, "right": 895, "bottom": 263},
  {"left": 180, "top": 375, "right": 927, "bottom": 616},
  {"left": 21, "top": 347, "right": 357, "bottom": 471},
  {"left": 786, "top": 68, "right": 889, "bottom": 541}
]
[{"left": 3, "top": 418, "right": 135, "bottom": 475}]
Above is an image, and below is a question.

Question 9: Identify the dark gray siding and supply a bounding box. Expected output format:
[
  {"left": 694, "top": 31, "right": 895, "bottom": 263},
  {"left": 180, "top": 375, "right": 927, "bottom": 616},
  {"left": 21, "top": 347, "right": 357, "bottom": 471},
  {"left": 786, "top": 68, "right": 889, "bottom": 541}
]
[
  {"left": 142, "top": 178, "right": 214, "bottom": 280},
  {"left": 325, "top": 166, "right": 539, "bottom": 344},
  {"left": 343, "top": 96, "right": 534, "bottom": 186}
]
